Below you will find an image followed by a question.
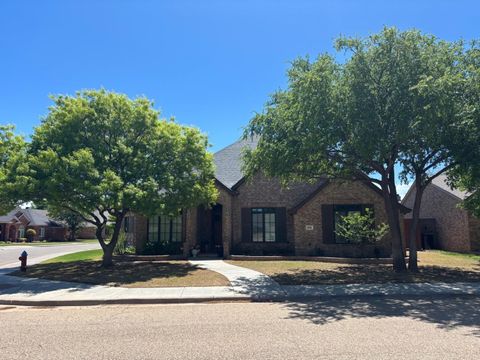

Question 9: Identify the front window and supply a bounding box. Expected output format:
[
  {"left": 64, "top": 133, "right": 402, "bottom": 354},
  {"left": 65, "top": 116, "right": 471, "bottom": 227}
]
[
  {"left": 124, "top": 216, "right": 134, "bottom": 233},
  {"left": 40, "top": 227, "right": 45, "bottom": 238},
  {"left": 251, "top": 208, "right": 276, "bottom": 242},
  {"left": 148, "top": 215, "right": 182, "bottom": 243},
  {"left": 18, "top": 226, "right": 25, "bottom": 239}
]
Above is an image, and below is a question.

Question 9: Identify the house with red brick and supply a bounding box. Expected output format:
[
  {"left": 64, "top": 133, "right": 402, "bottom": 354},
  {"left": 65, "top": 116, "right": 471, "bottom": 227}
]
[
  {"left": 131, "top": 137, "right": 407, "bottom": 258},
  {"left": 402, "top": 174, "right": 480, "bottom": 253},
  {"left": 0, "top": 208, "right": 96, "bottom": 242}
]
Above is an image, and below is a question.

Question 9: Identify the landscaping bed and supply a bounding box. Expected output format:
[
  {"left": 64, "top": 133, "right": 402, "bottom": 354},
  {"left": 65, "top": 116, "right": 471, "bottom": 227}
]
[
  {"left": 226, "top": 250, "right": 480, "bottom": 285},
  {"left": 12, "top": 249, "right": 230, "bottom": 288}
]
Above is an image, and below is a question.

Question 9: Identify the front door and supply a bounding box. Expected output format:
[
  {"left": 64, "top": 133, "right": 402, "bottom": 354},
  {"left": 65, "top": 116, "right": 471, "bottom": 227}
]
[{"left": 211, "top": 204, "right": 223, "bottom": 256}]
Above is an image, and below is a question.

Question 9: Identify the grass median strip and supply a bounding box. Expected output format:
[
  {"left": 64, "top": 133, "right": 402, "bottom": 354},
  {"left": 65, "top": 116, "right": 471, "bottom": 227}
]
[
  {"left": 226, "top": 250, "right": 480, "bottom": 285},
  {"left": 12, "top": 249, "right": 230, "bottom": 288}
]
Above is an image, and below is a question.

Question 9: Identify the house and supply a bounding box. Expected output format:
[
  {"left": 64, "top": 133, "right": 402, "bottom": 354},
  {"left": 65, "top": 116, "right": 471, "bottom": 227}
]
[
  {"left": 131, "top": 137, "right": 407, "bottom": 258},
  {"left": 401, "top": 174, "right": 480, "bottom": 253},
  {"left": 0, "top": 208, "right": 96, "bottom": 242}
]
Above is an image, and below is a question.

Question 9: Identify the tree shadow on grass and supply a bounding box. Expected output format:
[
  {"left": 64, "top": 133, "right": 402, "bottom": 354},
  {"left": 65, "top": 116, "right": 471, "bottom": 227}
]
[
  {"left": 283, "top": 294, "right": 480, "bottom": 337},
  {"left": 10, "top": 260, "right": 216, "bottom": 287},
  {"left": 270, "top": 265, "right": 480, "bottom": 285}
]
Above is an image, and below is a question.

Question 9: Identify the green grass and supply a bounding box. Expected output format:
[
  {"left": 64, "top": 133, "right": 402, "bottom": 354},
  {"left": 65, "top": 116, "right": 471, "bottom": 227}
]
[
  {"left": 13, "top": 249, "right": 229, "bottom": 287},
  {"left": 43, "top": 249, "right": 103, "bottom": 263},
  {"left": 0, "top": 239, "right": 98, "bottom": 247}
]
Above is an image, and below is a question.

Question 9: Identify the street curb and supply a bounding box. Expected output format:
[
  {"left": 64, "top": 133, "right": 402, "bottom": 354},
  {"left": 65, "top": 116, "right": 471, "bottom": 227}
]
[
  {"left": 0, "top": 296, "right": 253, "bottom": 307},
  {"left": 2, "top": 289, "right": 479, "bottom": 307}
]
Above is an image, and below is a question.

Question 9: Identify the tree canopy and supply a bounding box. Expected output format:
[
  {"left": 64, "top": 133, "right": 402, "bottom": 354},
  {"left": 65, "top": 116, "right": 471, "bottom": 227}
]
[
  {"left": 24, "top": 90, "right": 218, "bottom": 266},
  {"left": 244, "top": 27, "right": 478, "bottom": 272},
  {"left": 0, "top": 125, "right": 26, "bottom": 213}
]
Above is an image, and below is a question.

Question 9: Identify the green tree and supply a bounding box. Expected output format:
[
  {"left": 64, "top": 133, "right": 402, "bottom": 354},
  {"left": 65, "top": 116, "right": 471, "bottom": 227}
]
[
  {"left": 334, "top": 209, "right": 389, "bottom": 245},
  {"left": 244, "top": 28, "right": 477, "bottom": 272},
  {"left": 25, "top": 90, "right": 217, "bottom": 266},
  {"left": 398, "top": 38, "right": 479, "bottom": 271},
  {"left": 0, "top": 125, "right": 27, "bottom": 213},
  {"left": 48, "top": 208, "right": 85, "bottom": 241}
]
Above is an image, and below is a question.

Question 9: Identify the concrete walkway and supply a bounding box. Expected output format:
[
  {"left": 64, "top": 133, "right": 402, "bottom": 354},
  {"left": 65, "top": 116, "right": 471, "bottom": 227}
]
[{"left": 189, "top": 259, "right": 285, "bottom": 298}]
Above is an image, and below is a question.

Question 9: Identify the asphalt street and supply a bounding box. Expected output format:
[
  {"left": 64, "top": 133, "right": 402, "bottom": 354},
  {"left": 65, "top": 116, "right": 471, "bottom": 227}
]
[
  {"left": 0, "top": 243, "right": 100, "bottom": 267},
  {"left": 1, "top": 295, "right": 479, "bottom": 359}
]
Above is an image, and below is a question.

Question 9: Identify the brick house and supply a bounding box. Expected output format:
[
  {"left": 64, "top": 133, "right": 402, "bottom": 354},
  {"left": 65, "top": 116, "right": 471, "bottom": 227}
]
[
  {"left": 0, "top": 208, "right": 96, "bottom": 242},
  {"left": 402, "top": 174, "right": 480, "bottom": 253},
  {"left": 131, "top": 137, "right": 407, "bottom": 258}
]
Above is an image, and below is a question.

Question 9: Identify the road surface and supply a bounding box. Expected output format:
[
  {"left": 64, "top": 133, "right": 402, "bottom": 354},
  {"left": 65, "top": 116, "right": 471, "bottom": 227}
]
[
  {"left": 0, "top": 295, "right": 479, "bottom": 359},
  {"left": 0, "top": 242, "right": 100, "bottom": 267}
]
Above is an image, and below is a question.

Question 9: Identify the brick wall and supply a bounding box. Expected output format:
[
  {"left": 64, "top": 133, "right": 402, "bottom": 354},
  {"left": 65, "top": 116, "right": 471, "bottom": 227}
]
[
  {"left": 293, "top": 181, "right": 392, "bottom": 257},
  {"left": 403, "top": 184, "right": 471, "bottom": 252},
  {"left": 468, "top": 215, "right": 480, "bottom": 252},
  {"left": 77, "top": 227, "right": 96, "bottom": 239},
  {"left": 231, "top": 174, "right": 319, "bottom": 255}
]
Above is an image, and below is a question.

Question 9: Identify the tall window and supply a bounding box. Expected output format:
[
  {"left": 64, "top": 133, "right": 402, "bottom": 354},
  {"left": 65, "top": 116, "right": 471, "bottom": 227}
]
[
  {"left": 18, "top": 226, "right": 25, "bottom": 239},
  {"left": 148, "top": 215, "right": 182, "bottom": 243},
  {"left": 251, "top": 208, "right": 276, "bottom": 242},
  {"left": 124, "top": 216, "right": 134, "bottom": 233},
  {"left": 40, "top": 227, "right": 45, "bottom": 238}
]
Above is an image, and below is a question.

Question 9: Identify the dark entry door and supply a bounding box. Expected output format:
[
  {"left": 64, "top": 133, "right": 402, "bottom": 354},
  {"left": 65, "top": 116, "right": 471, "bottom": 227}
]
[{"left": 212, "top": 204, "right": 223, "bottom": 256}]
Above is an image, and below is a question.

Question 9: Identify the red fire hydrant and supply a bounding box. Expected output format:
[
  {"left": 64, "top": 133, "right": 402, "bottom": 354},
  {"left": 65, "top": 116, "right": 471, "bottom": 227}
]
[{"left": 19, "top": 250, "right": 28, "bottom": 272}]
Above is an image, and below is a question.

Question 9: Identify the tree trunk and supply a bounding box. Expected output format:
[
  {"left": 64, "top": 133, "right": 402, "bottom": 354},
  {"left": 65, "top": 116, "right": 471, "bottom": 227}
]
[
  {"left": 98, "top": 213, "right": 125, "bottom": 268},
  {"left": 382, "top": 175, "right": 407, "bottom": 273},
  {"left": 408, "top": 180, "right": 424, "bottom": 273},
  {"left": 69, "top": 226, "right": 77, "bottom": 241}
]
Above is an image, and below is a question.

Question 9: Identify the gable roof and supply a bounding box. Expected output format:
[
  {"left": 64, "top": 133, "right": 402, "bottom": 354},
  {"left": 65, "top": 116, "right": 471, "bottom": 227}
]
[
  {"left": 401, "top": 174, "right": 471, "bottom": 205},
  {"left": 213, "top": 136, "right": 258, "bottom": 189},
  {"left": 431, "top": 174, "right": 470, "bottom": 200},
  {"left": 22, "top": 209, "right": 63, "bottom": 227},
  {"left": 0, "top": 208, "right": 63, "bottom": 227}
]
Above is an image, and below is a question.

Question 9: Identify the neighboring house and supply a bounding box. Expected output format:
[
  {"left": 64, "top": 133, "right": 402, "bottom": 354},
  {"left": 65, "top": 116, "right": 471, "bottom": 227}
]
[
  {"left": 131, "top": 137, "right": 408, "bottom": 258},
  {"left": 0, "top": 208, "right": 97, "bottom": 242},
  {"left": 402, "top": 174, "right": 480, "bottom": 253}
]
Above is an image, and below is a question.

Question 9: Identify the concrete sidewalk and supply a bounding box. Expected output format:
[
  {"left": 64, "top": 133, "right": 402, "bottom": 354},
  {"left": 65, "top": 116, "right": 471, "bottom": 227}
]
[{"left": 2, "top": 262, "right": 480, "bottom": 305}]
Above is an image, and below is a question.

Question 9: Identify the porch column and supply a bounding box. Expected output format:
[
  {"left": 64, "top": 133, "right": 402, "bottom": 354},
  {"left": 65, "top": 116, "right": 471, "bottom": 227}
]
[{"left": 184, "top": 207, "right": 198, "bottom": 257}]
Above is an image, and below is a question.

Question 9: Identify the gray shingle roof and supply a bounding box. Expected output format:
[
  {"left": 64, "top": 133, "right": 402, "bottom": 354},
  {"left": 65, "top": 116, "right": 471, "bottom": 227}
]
[
  {"left": 213, "top": 136, "right": 259, "bottom": 189},
  {"left": 431, "top": 174, "right": 470, "bottom": 200},
  {"left": 0, "top": 208, "right": 63, "bottom": 226},
  {"left": 22, "top": 209, "right": 62, "bottom": 227}
]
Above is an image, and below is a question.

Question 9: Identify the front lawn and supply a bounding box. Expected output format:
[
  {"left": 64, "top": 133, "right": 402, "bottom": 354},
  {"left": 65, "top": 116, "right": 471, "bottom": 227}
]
[
  {"left": 13, "top": 249, "right": 229, "bottom": 287},
  {"left": 0, "top": 239, "right": 98, "bottom": 247},
  {"left": 227, "top": 250, "right": 480, "bottom": 285}
]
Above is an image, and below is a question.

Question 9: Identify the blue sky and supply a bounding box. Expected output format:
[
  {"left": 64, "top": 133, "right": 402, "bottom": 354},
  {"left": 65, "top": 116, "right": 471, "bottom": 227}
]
[{"left": 1, "top": 0, "right": 478, "bottom": 195}]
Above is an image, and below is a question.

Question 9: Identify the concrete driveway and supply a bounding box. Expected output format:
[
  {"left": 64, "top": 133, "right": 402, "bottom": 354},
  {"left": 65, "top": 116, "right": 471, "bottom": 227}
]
[{"left": 0, "top": 242, "right": 101, "bottom": 268}]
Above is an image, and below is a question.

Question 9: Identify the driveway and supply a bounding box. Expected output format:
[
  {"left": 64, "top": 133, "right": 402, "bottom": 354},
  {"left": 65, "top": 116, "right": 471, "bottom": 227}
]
[{"left": 0, "top": 242, "right": 100, "bottom": 268}]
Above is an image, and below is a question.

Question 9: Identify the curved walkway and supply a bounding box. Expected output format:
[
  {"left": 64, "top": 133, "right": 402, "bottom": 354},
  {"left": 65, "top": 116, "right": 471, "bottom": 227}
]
[{"left": 189, "top": 259, "right": 285, "bottom": 299}]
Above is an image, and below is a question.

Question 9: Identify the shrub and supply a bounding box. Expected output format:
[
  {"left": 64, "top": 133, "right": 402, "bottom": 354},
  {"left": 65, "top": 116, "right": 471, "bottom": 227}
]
[
  {"left": 26, "top": 229, "right": 36, "bottom": 236},
  {"left": 334, "top": 209, "right": 389, "bottom": 245},
  {"left": 113, "top": 232, "right": 135, "bottom": 255}
]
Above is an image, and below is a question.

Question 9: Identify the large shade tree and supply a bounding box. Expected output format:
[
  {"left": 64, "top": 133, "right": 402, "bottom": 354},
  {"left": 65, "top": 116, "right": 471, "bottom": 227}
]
[
  {"left": 25, "top": 90, "right": 217, "bottom": 266},
  {"left": 0, "top": 125, "right": 27, "bottom": 214},
  {"left": 244, "top": 28, "right": 477, "bottom": 272}
]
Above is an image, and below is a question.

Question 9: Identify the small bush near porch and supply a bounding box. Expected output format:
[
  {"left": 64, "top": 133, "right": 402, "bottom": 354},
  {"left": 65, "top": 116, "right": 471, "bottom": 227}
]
[
  {"left": 226, "top": 250, "right": 480, "bottom": 285},
  {"left": 12, "top": 250, "right": 229, "bottom": 287}
]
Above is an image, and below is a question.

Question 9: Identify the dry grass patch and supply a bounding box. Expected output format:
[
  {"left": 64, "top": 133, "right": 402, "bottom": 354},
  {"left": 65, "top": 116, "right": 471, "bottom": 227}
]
[
  {"left": 227, "top": 250, "right": 480, "bottom": 285},
  {"left": 12, "top": 250, "right": 229, "bottom": 287}
]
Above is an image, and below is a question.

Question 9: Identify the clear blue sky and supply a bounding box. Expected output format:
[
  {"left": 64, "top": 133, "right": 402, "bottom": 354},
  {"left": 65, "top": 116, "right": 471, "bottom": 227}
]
[{"left": 0, "top": 1, "right": 478, "bottom": 163}]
